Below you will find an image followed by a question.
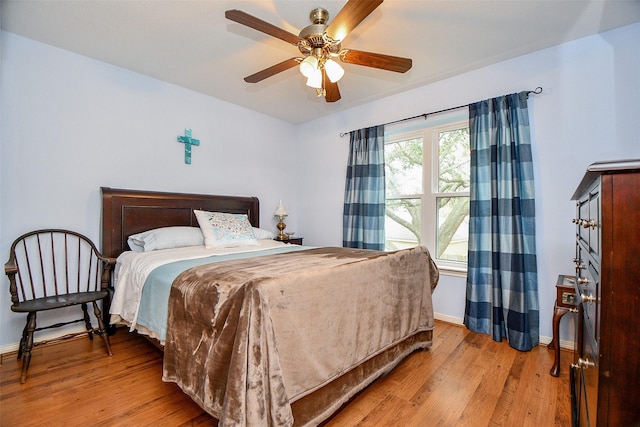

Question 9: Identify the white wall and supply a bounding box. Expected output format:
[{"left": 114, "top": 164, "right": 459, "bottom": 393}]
[
  {"left": 0, "top": 32, "right": 298, "bottom": 348},
  {"left": 295, "top": 22, "right": 640, "bottom": 345},
  {"left": 2, "top": 22, "right": 639, "bottom": 350}
]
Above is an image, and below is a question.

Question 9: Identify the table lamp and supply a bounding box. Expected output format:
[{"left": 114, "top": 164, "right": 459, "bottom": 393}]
[{"left": 274, "top": 201, "right": 288, "bottom": 240}]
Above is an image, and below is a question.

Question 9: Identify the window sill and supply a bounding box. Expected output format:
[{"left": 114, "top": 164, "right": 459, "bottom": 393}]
[{"left": 436, "top": 264, "right": 467, "bottom": 278}]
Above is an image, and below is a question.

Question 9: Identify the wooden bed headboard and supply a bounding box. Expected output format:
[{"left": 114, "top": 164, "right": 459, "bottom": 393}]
[{"left": 101, "top": 187, "right": 260, "bottom": 258}]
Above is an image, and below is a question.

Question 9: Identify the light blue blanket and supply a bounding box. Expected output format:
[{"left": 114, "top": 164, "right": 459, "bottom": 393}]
[{"left": 136, "top": 245, "right": 309, "bottom": 341}]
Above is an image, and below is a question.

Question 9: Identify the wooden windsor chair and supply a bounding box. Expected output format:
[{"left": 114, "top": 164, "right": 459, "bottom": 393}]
[{"left": 4, "top": 229, "right": 116, "bottom": 383}]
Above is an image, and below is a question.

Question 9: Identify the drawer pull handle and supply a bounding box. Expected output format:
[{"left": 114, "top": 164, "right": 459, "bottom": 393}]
[
  {"left": 581, "top": 293, "right": 596, "bottom": 304},
  {"left": 577, "top": 357, "right": 595, "bottom": 369},
  {"left": 577, "top": 277, "right": 589, "bottom": 284},
  {"left": 572, "top": 218, "right": 597, "bottom": 229}
]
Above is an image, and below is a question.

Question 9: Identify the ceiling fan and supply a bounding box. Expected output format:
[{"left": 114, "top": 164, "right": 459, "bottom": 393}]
[{"left": 225, "top": 0, "right": 412, "bottom": 103}]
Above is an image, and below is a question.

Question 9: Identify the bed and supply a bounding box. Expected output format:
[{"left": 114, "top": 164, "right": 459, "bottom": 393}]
[{"left": 101, "top": 187, "right": 439, "bottom": 427}]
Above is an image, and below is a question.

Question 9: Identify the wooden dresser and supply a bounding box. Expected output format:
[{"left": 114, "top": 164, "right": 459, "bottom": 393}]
[{"left": 570, "top": 160, "right": 640, "bottom": 427}]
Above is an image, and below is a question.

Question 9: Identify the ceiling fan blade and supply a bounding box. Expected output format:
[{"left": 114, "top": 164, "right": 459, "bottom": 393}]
[
  {"left": 225, "top": 9, "right": 304, "bottom": 45},
  {"left": 244, "top": 58, "right": 301, "bottom": 83},
  {"left": 325, "top": 0, "right": 383, "bottom": 42},
  {"left": 340, "top": 49, "right": 412, "bottom": 73},
  {"left": 324, "top": 76, "right": 341, "bottom": 103}
]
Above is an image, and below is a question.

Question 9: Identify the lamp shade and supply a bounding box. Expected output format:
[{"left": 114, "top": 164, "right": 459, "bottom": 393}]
[
  {"left": 306, "top": 68, "right": 323, "bottom": 89},
  {"left": 274, "top": 203, "right": 288, "bottom": 217},
  {"left": 299, "top": 56, "right": 318, "bottom": 78},
  {"left": 324, "top": 58, "right": 345, "bottom": 83}
]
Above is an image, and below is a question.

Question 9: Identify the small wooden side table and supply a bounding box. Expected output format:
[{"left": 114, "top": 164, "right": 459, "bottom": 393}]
[
  {"left": 275, "top": 237, "right": 303, "bottom": 245},
  {"left": 548, "top": 274, "right": 577, "bottom": 377}
]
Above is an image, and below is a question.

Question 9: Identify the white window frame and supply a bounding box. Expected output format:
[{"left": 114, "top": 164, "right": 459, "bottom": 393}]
[{"left": 385, "top": 116, "right": 470, "bottom": 276}]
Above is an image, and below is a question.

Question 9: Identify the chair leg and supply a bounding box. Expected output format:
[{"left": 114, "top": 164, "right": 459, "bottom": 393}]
[
  {"left": 81, "top": 303, "right": 94, "bottom": 340},
  {"left": 20, "top": 312, "right": 37, "bottom": 384},
  {"left": 92, "top": 301, "right": 112, "bottom": 357},
  {"left": 102, "top": 293, "right": 116, "bottom": 336},
  {"left": 17, "top": 321, "right": 29, "bottom": 360}
]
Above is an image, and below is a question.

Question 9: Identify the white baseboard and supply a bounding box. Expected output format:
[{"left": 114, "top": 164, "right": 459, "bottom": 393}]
[
  {"left": 433, "top": 312, "right": 575, "bottom": 351},
  {"left": 0, "top": 325, "right": 88, "bottom": 357},
  {"left": 1, "top": 342, "right": 20, "bottom": 355},
  {"left": 1, "top": 314, "right": 575, "bottom": 355},
  {"left": 434, "top": 312, "right": 464, "bottom": 325}
]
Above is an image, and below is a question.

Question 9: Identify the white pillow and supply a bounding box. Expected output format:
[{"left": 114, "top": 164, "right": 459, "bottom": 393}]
[
  {"left": 252, "top": 227, "right": 275, "bottom": 240},
  {"left": 127, "top": 237, "right": 145, "bottom": 253},
  {"left": 128, "top": 226, "right": 204, "bottom": 252},
  {"left": 194, "top": 210, "right": 258, "bottom": 248}
]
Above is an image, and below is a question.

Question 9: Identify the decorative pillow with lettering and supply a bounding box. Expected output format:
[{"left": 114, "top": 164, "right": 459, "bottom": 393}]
[{"left": 194, "top": 210, "right": 258, "bottom": 248}]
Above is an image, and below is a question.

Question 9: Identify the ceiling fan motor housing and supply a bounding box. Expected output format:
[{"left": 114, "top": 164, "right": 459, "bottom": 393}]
[
  {"left": 309, "top": 7, "right": 329, "bottom": 25},
  {"left": 298, "top": 8, "right": 340, "bottom": 56}
]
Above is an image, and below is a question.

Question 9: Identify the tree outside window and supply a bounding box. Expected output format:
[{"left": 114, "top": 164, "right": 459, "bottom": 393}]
[{"left": 385, "top": 122, "right": 470, "bottom": 268}]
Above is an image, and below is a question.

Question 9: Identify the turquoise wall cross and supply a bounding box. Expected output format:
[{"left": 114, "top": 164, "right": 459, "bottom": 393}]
[{"left": 177, "top": 128, "right": 200, "bottom": 164}]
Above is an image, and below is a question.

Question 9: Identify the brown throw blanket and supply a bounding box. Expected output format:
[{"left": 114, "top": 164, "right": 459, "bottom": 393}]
[{"left": 162, "top": 246, "right": 439, "bottom": 426}]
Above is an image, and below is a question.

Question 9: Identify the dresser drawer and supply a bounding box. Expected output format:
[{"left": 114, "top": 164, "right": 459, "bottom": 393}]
[
  {"left": 575, "top": 254, "right": 600, "bottom": 353},
  {"left": 576, "top": 322, "right": 599, "bottom": 427},
  {"left": 575, "top": 185, "right": 600, "bottom": 262},
  {"left": 577, "top": 197, "right": 590, "bottom": 248},
  {"left": 587, "top": 194, "right": 600, "bottom": 257},
  {"left": 575, "top": 243, "right": 599, "bottom": 280}
]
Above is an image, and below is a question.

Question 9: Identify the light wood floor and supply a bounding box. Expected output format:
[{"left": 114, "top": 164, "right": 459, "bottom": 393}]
[{"left": 0, "top": 321, "right": 572, "bottom": 426}]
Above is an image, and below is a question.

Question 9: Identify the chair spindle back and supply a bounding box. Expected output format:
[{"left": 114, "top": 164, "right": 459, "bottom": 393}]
[{"left": 8, "top": 230, "right": 103, "bottom": 307}]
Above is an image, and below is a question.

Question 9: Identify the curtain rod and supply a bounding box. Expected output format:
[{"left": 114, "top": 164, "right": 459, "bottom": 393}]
[{"left": 339, "top": 86, "right": 543, "bottom": 137}]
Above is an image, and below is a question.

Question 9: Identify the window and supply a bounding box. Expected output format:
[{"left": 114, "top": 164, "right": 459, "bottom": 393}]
[{"left": 385, "top": 119, "right": 470, "bottom": 271}]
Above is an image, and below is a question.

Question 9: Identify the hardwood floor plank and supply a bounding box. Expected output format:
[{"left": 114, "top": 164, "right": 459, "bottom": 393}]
[
  {"left": 488, "top": 351, "right": 528, "bottom": 426},
  {"left": 554, "top": 350, "right": 574, "bottom": 426},
  {"left": 403, "top": 332, "right": 503, "bottom": 426},
  {"left": 454, "top": 335, "right": 518, "bottom": 426},
  {"left": 0, "top": 321, "right": 571, "bottom": 426}
]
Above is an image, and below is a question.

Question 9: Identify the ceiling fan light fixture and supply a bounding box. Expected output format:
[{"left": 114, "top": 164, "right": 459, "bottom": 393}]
[
  {"left": 324, "top": 58, "right": 345, "bottom": 83},
  {"left": 299, "top": 56, "right": 319, "bottom": 78},
  {"left": 227, "top": 2, "right": 409, "bottom": 103},
  {"left": 306, "top": 68, "right": 323, "bottom": 89}
]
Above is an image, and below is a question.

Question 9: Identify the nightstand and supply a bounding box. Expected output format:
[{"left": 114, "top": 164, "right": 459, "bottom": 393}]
[
  {"left": 548, "top": 274, "right": 577, "bottom": 377},
  {"left": 275, "top": 237, "right": 303, "bottom": 245}
]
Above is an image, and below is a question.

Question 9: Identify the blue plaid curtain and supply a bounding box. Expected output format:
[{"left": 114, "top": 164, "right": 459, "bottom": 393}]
[
  {"left": 464, "top": 92, "right": 539, "bottom": 351},
  {"left": 343, "top": 125, "right": 385, "bottom": 250}
]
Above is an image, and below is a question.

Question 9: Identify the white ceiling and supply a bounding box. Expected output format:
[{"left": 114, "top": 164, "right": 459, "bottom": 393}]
[{"left": 2, "top": 0, "right": 639, "bottom": 124}]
